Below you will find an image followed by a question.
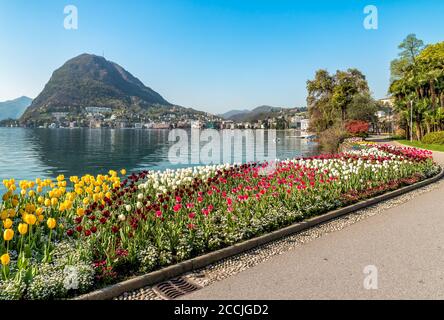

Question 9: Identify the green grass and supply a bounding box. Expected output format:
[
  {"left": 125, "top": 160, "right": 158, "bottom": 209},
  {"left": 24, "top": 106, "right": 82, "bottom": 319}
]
[{"left": 396, "top": 140, "right": 444, "bottom": 152}]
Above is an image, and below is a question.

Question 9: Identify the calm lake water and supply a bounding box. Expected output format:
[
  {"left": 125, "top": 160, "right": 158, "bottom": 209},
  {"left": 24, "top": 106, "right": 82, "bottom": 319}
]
[{"left": 0, "top": 128, "right": 319, "bottom": 188}]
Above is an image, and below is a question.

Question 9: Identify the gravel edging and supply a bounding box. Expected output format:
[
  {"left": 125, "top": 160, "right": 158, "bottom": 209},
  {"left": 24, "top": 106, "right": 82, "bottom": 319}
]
[{"left": 75, "top": 167, "right": 444, "bottom": 300}]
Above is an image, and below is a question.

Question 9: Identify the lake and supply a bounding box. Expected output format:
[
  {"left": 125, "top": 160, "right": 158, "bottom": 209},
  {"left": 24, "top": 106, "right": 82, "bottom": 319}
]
[{"left": 0, "top": 128, "right": 319, "bottom": 189}]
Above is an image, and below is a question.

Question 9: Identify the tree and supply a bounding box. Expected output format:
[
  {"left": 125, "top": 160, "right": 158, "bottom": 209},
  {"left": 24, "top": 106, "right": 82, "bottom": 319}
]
[
  {"left": 307, "top": 68, "right": 373, "bottom": 132},
  {"left": 390, "top": 37, "right": 444, "bottom": 140},
  {"left": 390, "top": 34, "right": 424, "bottom": 82},
  {"left": 332, "top": 69, "right": 369, "bottom": 121},
  {"left": 306, "top": 69, "right": 336, "bottom": 132},
  {"left": 398, "top": 34, "right": 425, "bottom": 65},
  {"left": 347, "top": 93, "right": 378, "bottom": 123}
]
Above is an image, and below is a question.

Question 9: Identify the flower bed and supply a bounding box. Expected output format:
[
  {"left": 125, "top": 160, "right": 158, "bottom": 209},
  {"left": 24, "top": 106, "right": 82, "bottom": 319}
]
[{"left": 0, "top": 145, "right": 440, "bottom": 300}]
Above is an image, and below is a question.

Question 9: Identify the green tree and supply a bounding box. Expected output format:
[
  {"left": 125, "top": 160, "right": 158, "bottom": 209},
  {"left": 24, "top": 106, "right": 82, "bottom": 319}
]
[
  {"left": 390, "top": 34, "right": 424, "bottom": 82},
  {"left": 390, "top": 38, "right": 444, "bottom": 140},
  {"left": 347, "top": 93, "right": 378, "bottom": 123},
  {"left": 307, "top": 68, "right": 373, "bottom": 132},
  {"left": 306, "top": 69, "right": 336, "bottom": 132},
  {"left": 332, "top": 69, "right": 369, "bottom": 121}
]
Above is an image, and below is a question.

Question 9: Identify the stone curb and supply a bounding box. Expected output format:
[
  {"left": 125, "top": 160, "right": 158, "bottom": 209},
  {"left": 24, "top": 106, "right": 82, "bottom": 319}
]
[{"left": 75, "top": 167, "right": 444, "bottom": 300}]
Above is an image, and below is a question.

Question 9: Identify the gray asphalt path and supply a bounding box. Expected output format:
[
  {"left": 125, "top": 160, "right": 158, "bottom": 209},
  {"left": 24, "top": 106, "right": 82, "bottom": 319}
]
[{"left": 183, "top": 146, "right": 444, "bottom": 300}]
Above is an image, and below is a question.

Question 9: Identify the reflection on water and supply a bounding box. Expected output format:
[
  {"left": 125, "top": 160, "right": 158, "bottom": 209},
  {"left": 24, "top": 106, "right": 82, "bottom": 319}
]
[{"left": 0, "top": 128, "right": 319, "bottom": 186}]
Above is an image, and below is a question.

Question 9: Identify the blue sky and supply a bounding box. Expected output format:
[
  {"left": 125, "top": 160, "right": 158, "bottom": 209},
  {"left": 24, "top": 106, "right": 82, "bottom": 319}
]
[{"left": 0, "top": 0, "right": 443, "bottom": 114}]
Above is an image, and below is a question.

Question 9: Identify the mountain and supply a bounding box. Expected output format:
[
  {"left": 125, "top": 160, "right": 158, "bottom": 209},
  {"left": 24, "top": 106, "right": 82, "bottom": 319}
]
[
  {"left": 219, "top": 109, "right": 250, "bottom": 119},
  {"left": 0, "top": 96, "right": 33, "bottom": 120},
  {"left": 20, "top": 54, "right": 176, "bottom": 123},
  {"left": 227, "top": 105, "right": 284, "bottom": 122}
]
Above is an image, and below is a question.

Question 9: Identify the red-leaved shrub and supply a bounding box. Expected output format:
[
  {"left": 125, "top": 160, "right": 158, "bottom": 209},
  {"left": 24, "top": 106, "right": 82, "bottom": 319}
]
[{"left": 345, "top": 120, "right": 369, "bottom": 136}]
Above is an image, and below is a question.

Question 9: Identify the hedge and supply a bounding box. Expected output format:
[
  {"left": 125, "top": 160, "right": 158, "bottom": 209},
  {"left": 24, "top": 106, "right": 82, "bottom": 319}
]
[{"left": 422, "top": 131, "right": 444, "bottom": 145}]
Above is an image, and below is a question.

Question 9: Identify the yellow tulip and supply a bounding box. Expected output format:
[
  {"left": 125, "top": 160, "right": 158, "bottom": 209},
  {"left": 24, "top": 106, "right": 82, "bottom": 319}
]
[
  {"left": 64, "top": 199, "right": 72, "bottom": 210},
  {"left": 0, "top": 210, "right": 8, "bottom": 220},
  {"left": 3, "top": 219, "right": 13, "bottom": 229},
  {"left": 3, "top": 229, "right": 14, "bottom": 241},
  {"left": 18, "top": 223, "right": 28, "bottom": 235},
  {"left": 38, "top": 215, "right": 44, "bottom": 222},
  {"left": 70, "top": 176, "right": 79, "bottom": 183},
  {"left": 0, "top": 253, "right": 10, "bottom": 266},
  {"left": 11, "top": 198, "right": 19, "bottom": 207},
  {"left": 44, "top": 198, "right": 51, "bottom": 207},
  {"left": 25, "top": 214, "right": 37, "bottom": 226},
  {"left": 25, "top": 203, "right": 35, "bottom": 213},
  {"left": 120, "top": 169, "right": 127, "bottom": 176},
  {"left": 8, "top": 209, "right": 16, "bottom": 218},
  {"left": 51, "top": 198, "right": 58, "bottom": 206},
  {"left": 28, "top": 190, "right": 36, "bottom": 197},
  {"left": 2, "top": 192, "right": 10, "bottom": 201},
  {"left": 76, "top": 208, "right": 85, "bottom": 217},
  {"left": 47, "top": 218, "right": 57, "bottom": 229}
]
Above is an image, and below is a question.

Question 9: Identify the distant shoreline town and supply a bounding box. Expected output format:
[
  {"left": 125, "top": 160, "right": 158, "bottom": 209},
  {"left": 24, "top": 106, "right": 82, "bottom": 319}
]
[{"left": 0, "top": 105, "right": 311, "bottom": 131}]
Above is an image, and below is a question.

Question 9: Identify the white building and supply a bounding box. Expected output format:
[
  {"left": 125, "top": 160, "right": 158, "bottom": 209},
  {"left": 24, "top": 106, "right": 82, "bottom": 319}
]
[
  {"left": 378, "top": 97, "right": 394, "bottom": 107},
  {"left": 290, "top": 116, "right": 310, "bottom": 131},
  {"left": 376, "top": 110, "right": 387, "bottom": 118},
  {"left": 52, "top": 112, "right": 68, "bottom": 121},
  {"left": 191, "top": 120, "right": 203, "bottom": 129},
  {"left": 85, "top": 107, "right": 112, "bottom": 114},
  {"left": 300, "top": 119, "right": 310, "bottom": 131}
]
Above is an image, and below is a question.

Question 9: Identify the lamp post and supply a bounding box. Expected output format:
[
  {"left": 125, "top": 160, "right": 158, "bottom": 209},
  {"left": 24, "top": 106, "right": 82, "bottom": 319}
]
[{"left": 410, "top": 100, "right": 413, "bottom": 142}]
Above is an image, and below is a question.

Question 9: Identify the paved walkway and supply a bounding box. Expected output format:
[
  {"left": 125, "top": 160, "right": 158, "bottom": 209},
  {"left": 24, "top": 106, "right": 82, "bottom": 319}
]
[{"left": 184, "top": 144, "right": 444, "bottom": 300}]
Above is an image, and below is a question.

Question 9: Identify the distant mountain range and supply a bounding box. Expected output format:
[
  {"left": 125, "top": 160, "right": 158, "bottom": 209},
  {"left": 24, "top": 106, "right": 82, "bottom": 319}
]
[
  {"left": 0, "top": 96, "right": 32, "bottom": 121},
  {"left": 220, "top": 105, "right": 307, "bottom": 122},
  {"left": 219, "top": 109, "right": 250, "bottom": 119},
  {"left": 20, "top": 53, "right": 207, "bottom": 124}
]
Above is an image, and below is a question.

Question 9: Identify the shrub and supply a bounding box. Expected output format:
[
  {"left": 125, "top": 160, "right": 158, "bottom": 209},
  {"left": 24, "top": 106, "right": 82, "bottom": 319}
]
[
  {"left": 422, "top": 131, "right": 444, "bottom": 145},
  {"left": 395, "top": 128, "right": 406, "bottom": 138},
  {"left": 345, "top": 120, "right": 369, "bottom": 137},
  {"left": 319, "top": 125, "right": 348, "bottom": 153}
]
